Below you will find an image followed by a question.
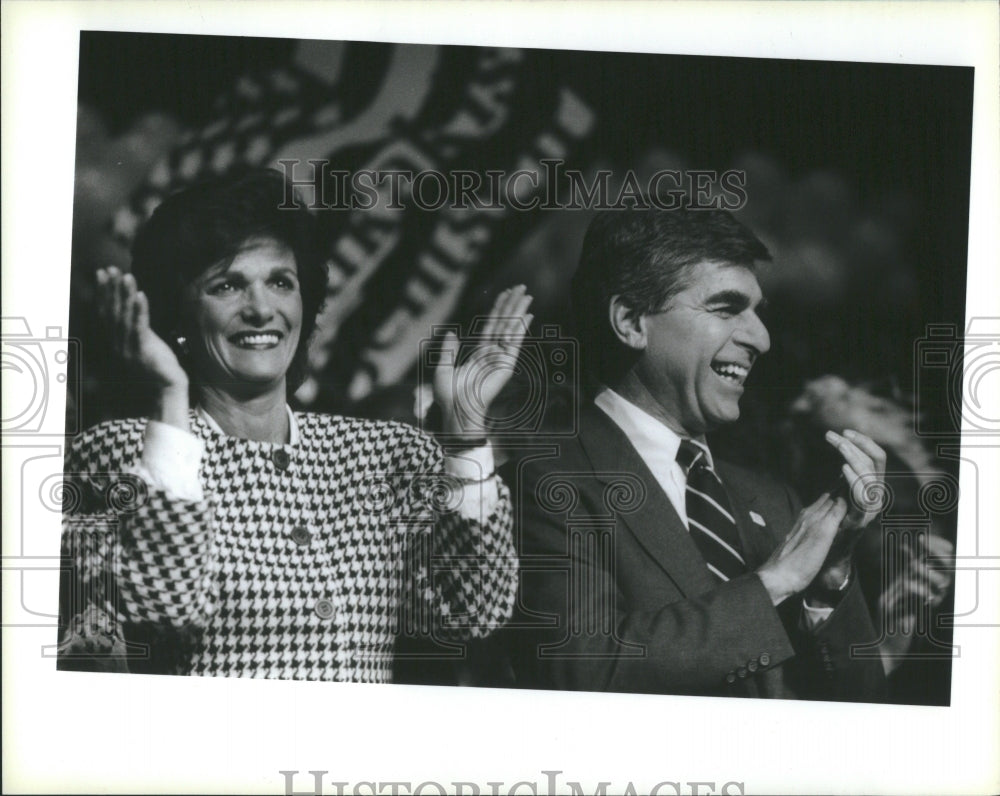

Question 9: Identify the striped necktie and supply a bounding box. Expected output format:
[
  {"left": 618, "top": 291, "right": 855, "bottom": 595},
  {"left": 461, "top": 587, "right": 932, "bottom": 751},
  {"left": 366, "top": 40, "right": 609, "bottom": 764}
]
[{"left": 676, "top": 439, "right": 747, "bottom": 582}]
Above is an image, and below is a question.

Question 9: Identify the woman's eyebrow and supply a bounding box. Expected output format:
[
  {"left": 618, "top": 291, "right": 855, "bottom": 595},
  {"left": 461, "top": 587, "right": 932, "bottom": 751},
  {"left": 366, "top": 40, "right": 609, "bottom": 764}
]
[
  {"left": 199, "top": 260, "right": 235, "bottom": 280},
  {"left": 200, "top": 268, "right": 234, "bottom": 283}
]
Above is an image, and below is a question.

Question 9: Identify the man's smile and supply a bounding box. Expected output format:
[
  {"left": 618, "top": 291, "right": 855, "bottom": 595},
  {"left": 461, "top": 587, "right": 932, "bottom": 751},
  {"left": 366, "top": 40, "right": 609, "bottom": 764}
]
[{"left": 710, "top": 360, "right": 751, "bottom": 386}]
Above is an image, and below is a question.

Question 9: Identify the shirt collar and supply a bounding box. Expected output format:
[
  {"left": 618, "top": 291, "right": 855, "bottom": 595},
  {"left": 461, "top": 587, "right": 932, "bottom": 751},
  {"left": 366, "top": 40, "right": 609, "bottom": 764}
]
[
  {"left": 593, "top": 387, "right": 714, "bottom": 469},
  {"left": 195, "top": 404, "right": 300, "bottom": 445}
]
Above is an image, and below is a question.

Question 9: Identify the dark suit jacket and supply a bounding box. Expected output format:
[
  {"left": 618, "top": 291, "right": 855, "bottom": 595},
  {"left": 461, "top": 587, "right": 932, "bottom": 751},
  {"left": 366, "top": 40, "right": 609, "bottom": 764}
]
[{"left": 507, "top": 403, "right": 887, "bottom": 701}]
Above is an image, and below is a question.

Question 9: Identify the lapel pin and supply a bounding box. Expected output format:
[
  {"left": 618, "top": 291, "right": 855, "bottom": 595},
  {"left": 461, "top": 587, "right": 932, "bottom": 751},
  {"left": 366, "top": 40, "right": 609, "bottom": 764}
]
[{"left": 749, "top": 511, "right": 766, "bottom": 526}]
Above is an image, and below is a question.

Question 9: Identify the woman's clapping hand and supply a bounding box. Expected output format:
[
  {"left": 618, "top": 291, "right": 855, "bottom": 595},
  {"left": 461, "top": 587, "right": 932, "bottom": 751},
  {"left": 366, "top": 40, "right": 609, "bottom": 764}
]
[
  {"left": 433, "top": 284, "right": 534, "bottom": 441},
  {"left": 95, "top": 266, "right": 190, "bottom": 425}
]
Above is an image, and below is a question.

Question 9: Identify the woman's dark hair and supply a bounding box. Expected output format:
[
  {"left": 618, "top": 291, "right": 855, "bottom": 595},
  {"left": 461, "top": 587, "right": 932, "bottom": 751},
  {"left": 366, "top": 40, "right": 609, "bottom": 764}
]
[
  {"left": 130, "top": 167, "right": 327, "bottom": 393},
  {"left": 570, "top": 208, "right": 771, "bottom": 387}
]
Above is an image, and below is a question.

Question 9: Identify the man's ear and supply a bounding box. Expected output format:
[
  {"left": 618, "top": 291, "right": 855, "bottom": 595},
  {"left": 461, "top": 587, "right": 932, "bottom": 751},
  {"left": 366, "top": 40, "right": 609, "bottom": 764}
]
[{"left": 609, "top": 295, "right": 646, "bottom": 351}]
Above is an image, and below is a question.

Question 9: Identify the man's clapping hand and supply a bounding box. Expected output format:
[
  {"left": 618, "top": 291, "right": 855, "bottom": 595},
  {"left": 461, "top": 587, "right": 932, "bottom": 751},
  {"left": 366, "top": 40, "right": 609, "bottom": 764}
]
[
  {"left": 757, "top": 428, "right": 888, "bottom": 605},
  {"left": 757, "top": 493, "right": 850, "bottom": 605}
]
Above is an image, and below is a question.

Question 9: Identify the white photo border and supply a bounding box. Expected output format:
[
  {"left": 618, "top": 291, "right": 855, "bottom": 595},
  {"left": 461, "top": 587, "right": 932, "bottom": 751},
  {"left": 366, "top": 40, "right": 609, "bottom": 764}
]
[{"left": 2, "top": 2, "right": 998, "bottom": 794}]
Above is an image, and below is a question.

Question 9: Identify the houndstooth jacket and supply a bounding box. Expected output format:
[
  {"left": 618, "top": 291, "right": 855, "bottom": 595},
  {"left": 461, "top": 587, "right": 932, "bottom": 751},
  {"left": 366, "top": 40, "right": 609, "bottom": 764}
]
[{"left": 58, "top": 410, "right": 517, "bottom": 682}]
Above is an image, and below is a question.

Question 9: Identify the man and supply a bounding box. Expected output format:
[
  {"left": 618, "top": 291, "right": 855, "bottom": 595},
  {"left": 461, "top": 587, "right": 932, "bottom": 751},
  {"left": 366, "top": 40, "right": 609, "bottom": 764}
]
[{"left": 509, "top": 209, "right": 888, "bottom": 700}]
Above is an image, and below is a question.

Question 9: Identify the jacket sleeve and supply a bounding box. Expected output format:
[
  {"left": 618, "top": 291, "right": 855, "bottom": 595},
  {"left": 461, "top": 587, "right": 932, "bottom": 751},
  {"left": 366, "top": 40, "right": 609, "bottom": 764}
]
[
  {"left": 512, "top": 456, "right": 797, "bottom": 694},
  {"left": 795, "top": 573, "right": 889, "bottom": 701},
  {"left": 394, "top": 427, "right": 518, "bottom": 641},
  {"left": 773, "top": 481, "right": 889, "bottom": 701},
  {"left": 513, "top": 450, "right": 887, "bottom": 700},
  {"left": 58, "top": 421, "right": 220, "bottom": 671}
]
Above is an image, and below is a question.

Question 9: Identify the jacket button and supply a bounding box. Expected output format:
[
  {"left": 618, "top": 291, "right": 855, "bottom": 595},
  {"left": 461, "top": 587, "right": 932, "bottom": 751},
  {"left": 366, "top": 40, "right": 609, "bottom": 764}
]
[
  {"left": 747, "top": 660, "right": 759, "bottom": 673},
  {"left": 759, "top": 653, "right": 770, "bottom": 667},
  {"left": 314, "top": 599, "right": 334, "bottom": 619},
  {"left": 725, "top": 672, "right": 737, "bottom": 684},
  {"left": 291, "top": 526, "right": 312, "bottom": 546},
  {"left": 272, "top": 449, "right": 291, "bottom": 471},
  {"left": 737, "top": 667, "right": 748, "bottom": 679}
]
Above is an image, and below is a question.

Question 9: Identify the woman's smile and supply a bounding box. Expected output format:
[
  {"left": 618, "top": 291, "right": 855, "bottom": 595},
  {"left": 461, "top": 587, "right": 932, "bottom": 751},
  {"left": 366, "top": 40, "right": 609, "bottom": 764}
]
[{"left": 228, "top": 330, "right": 286, "bottom": 348}]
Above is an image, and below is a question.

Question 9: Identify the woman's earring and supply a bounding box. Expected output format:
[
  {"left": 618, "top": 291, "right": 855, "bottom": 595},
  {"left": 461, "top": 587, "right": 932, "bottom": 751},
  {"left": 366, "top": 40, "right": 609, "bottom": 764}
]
[{"left": 176, "top": 336, "right": 189, "bottom": 355}]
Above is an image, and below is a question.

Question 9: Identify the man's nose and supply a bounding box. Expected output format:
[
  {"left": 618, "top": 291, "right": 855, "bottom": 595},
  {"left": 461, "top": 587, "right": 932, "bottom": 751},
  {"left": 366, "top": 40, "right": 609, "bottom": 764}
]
[
  {"left": 241, "top": 283, "right": 274, "bottom": 323},
  {"left": 738, "top": 311, "right": 771, "bottom": 356}
]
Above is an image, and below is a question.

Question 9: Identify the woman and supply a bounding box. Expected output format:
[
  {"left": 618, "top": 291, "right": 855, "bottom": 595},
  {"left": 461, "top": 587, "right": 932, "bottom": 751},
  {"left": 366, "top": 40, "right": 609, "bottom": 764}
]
[{"left": 58, "top": 168, "right": 532, "bottom": 682}]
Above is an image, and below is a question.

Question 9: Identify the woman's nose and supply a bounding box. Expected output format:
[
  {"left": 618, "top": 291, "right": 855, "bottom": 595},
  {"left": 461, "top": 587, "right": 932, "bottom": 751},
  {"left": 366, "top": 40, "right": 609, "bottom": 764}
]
[{"left": 241, "top": 283, "right": 274, "bottom": 322}]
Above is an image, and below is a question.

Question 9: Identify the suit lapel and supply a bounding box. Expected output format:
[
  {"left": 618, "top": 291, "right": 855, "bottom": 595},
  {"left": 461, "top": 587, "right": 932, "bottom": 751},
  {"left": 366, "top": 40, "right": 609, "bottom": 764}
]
[{"left": 577, "top": 404, "right": 716, "bottom": 596}]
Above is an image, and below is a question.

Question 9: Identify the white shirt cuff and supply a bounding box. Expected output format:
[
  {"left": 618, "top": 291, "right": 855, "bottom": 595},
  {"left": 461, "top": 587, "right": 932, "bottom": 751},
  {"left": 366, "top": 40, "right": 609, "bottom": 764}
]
[
  {"left": 134, "top": 420, "right": 205, "bottom": 501},
  {"left": 801, "top": 568, "right": 852, "bottom": 630},
  {"left": 801, "top": 598, "right": 835, "bottom": 630},
  {"left": 444, "top": 445, "right": 499, "bottom": 520}
]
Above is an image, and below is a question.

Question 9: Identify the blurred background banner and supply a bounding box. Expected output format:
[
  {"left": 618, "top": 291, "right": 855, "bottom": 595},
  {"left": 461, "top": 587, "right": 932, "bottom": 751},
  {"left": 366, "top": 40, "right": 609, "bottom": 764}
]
[
  {"left": 74, "top": 36, "right": 600, "bottom": 416},
  {"left": 69, "top": 32, "right": 973, "bottom": 702},
  {"left": 71, "top": 33, "right": 972, "bottom": 440}
]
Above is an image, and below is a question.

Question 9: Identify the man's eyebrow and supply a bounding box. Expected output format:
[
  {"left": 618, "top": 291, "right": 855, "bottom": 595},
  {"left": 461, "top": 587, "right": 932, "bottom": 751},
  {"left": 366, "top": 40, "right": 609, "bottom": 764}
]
[{"left": 704, "top": 289, "right": 758, "bottom": 308}]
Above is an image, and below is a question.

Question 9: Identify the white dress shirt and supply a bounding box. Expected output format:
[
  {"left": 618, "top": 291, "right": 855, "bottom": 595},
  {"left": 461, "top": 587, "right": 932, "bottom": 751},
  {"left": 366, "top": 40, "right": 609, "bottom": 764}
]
[
  {"left": 594, "top": 387, "right": 695, "bottom": 527},
  {"left": 594, "top": 386, "right": 836, "bottom": 627}
]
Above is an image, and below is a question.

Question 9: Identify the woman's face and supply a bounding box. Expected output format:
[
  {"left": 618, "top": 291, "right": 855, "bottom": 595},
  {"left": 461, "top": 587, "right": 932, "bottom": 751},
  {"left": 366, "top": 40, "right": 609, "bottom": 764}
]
[{"left": 186, "top": 237, "right": 303, "bottom": 393}]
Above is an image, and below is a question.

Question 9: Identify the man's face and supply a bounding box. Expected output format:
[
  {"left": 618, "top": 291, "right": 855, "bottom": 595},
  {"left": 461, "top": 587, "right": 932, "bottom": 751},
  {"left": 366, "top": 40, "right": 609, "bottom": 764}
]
[{"left": 634, "top": 260, "right": 770, "bottom": 436}]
